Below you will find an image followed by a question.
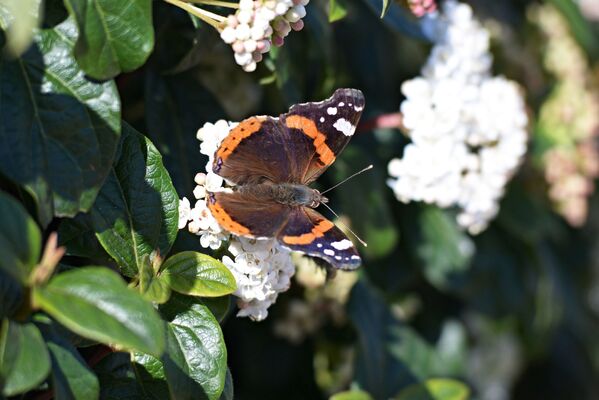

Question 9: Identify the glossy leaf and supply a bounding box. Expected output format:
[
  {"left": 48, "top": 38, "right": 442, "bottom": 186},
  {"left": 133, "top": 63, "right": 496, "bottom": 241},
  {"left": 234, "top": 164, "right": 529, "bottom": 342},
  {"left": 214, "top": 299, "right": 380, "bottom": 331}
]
[
  {"left": 395, "top": 379, "right": 470, "bottom": 400},
  {"left": 139, "top": 255, "right": 171, "bottom": 304},
  {"left": 64, "top": 0, "right": 154, "bottom": 79},
  {"left": 159, "top": 293, "right": 228, "bottom": 400},
  {"left": 33, "top": 266, "right": 165, "bottom": 356},
  {"left": 0, "top": 192, "right": 41, "bottom": 283},
  {"left": 94, "top": 352, "right": 147, "bottom": 399},
  {"left": 37, "top": 319, "right": 100, "bottom": 400},
  {"left": 0, "top": 18, "right": 121, "bottom": 225},
  {"left": 0, "top": 321, "right": 50, "bottom": 396},
  {"left": 0, "top": 269, "right": 23, "bottom": 318},
  {"left": 219, "top": 368, "right": 234, "bottom": 400},
  {"left": 64, "top": 123, "right": 179, "bottom": 277},
  {"left": 159, "top": 252, "right": 236, "bottom": 297}
]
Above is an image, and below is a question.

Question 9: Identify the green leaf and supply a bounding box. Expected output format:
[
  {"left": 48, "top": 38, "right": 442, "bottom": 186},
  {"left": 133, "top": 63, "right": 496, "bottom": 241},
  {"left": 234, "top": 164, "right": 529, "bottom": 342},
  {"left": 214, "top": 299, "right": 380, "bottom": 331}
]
[
  {"left": 33, "top": 266, "right": 165, "bottom": 356},
  {"left": 94, "top": 352, "right": 148, "bottom": 399},
  {"left": 0, "top": 320, "right": 51, "bottom": 396},
  {"left": 0, "top": 18, "right": 121, "bottom": 225},
  {"left": 0, "top": 192, "right": 41, "bottom": 282},
  {"left": 62, "top": 123, "right": 179, "bottom": 277},
  {"left": 415, "top": 206, "right": 474, "bottom": 290},
  {"left": 395, "top": 379, "right": 470, "bottom": 400},
  {"left": 159, "top": 293, "right": 228, "bottom": 400},
  {"left": 330, "top": 389, "right": 374, "bottom": 400},
  {"left": 139, "top": 255, "right": 171, "bottom": 304},
  {"left": 201, "top": 296, "right": 231, "bottom": 324},
  {"left": 328, "top": 0, "right": 347, "bottom": 22},
  {"left": 347, "top": 281, "right": 415, "bottom": 399},
  {"left": 159, "top": 252, "right": 236, "bottom": 297},
  {"left": 64, "top": 0, "right": 154, "bottom": 80},
  {"left": 0, "top": 269, "right": 23, "bottom": 318},
  {"left": 219, "top": 368, "right": 233, "bottom": 400},
  {"left": 37, "top": 319, "right": 100, "bottom": 400}
]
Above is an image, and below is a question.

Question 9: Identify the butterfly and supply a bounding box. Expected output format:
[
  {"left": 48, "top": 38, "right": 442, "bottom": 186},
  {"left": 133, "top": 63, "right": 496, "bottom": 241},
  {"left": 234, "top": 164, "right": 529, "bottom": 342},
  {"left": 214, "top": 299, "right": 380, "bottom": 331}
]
[{"left": 206, "top": 88, "right": 365, "bottom": 270}]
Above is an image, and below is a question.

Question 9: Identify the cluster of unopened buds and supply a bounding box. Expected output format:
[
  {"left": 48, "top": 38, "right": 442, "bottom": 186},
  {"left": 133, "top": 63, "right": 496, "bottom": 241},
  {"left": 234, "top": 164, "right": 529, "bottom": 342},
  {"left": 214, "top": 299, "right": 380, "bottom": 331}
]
[
  {"left": 165, "top": 0, "right": 309, "bottom": 72},
  {"left": 220, "top": 0, "right": 309, "bottom": 71}
]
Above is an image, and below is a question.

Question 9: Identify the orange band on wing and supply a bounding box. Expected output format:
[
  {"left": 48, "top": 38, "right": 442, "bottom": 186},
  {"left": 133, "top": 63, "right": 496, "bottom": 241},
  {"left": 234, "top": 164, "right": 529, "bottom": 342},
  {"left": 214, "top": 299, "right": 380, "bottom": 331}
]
[
  {"left": 216, "top": 117, "right": 263, "bottom": 161},
  {"left": 207, "top": 198, "right": 251, "bottom": 236},
  {"left": 285, "top": 115, "right": 336, "bottom": 166},
  {"left": 282, "top": 219, "right": 335, "bottom": 245}
]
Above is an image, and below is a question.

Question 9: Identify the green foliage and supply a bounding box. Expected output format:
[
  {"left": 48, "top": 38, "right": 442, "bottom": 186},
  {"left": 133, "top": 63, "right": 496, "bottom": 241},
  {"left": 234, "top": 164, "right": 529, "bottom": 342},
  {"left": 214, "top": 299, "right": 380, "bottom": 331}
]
[
  {"left": 159, "top": 251, "right": 237, "bottom": 297},
  {"left": 0, "top": 17, "right": 121, "bottom": 225},
  {"left": 1, "top": 0, "right": 599, "bottom": 399},
  {"left": 64, "top": 0, "right": 154, "bottom": 79}
]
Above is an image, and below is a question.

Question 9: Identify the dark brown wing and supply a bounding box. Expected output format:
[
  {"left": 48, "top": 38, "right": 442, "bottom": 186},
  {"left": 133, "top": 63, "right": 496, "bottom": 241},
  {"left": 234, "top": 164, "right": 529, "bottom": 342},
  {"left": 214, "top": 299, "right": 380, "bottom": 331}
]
[
  {"left": 206, "top": 190, "right": 290, "bottom": 238},
  {"left": 212, "top": 116, "right": 315, "bottom": 185},
  {"left": 277, "top": 207, "right": 361, "bottom": 270},
  {"left": 281, "top": 88, "right": 365, "bottom": 184}
]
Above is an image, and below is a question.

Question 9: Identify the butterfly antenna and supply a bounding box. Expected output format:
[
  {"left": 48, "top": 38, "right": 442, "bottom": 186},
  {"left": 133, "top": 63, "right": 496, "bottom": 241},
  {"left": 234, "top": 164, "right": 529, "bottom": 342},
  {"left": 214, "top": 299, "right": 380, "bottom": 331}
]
[
  {"left": 320, "top": 202, "right": 368, "bottom": 247},
  {"left": 320, "top": 164, "right": 373, "bottom": 195}
]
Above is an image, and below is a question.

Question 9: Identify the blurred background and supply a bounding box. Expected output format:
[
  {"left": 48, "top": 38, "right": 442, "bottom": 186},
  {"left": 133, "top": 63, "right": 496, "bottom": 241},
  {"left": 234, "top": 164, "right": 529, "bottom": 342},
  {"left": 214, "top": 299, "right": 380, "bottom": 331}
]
[{"left": 115, "top": 0, "right": 599, "bottom": 398}]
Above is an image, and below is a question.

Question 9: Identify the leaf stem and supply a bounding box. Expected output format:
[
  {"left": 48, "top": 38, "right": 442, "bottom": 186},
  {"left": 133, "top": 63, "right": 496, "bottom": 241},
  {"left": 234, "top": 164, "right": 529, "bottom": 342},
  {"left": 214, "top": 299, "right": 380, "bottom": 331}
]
[
  {"left": 163, "top": 0, "right": 226, "bottom": 29},
  {"left": 182, "top": 0, "right": 240, "bottom": 9}
]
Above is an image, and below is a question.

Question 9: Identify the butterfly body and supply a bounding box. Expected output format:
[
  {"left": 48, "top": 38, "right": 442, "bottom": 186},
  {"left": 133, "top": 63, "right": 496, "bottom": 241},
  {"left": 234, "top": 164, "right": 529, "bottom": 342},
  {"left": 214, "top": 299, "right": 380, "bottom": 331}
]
[{"left": 206, "top": 88, "right": 365, "bottom": 270}]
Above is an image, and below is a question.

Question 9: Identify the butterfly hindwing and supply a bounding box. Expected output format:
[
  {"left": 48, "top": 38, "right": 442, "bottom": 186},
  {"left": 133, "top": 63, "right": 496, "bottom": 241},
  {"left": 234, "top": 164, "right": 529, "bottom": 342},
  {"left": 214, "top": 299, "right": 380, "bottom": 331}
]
[
  {"left": 277, "top": 207, "right": 361, "bottom": 270},
  {"left": 282, "top": 88, "right": 365, "bottom": 184},
  {"left": 206, "top": 191, "right": 290, "bottom": 238}
]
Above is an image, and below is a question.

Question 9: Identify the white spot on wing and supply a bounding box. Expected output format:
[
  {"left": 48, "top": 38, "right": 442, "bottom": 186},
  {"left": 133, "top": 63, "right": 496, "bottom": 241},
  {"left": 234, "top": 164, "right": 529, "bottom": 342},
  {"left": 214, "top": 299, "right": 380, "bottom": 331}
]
[
  {"left": 324, "top": 249, "right": 335, "bottom": 256},
  {"left": 354, "top": 105, "right": 364, "bottom": 111},
  {"left": 331, "top": 239, "right": 353, "bottom": 250},
  {"left": 351, "top": 255, "right": 360, "bottom": 260},
  {"left": 333, "top": 118, "right": 355, "bottom": 136},
  {"left": 327, "top": 107, "right": 337, "bottom": 115},
  {"left": 317, "top": 243, "right": 323, "bottom": 248},
  {"left": 335, "top": 256, "right": 342, "bottom": 260},
  {"left": 320, "top": 117, "right": 325, "bottom": 122},
  {"left": 338, "top": 102, "right": 345, "bottom": 106}
]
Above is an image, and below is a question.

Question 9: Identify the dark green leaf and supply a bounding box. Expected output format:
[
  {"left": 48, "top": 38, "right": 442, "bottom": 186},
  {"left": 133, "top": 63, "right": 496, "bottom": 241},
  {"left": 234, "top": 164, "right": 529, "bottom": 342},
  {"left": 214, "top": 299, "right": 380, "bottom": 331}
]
[
  {"left": 0, "top": 191, "right": 41, "bottom": 283},
  {"left": 395, "top": 379, "right": 470, "bottom": 400},
  {"left": 33, "top": 266, "right": 165, "bottom": 356},
  {"left": 57, "top": 213, "right": 112, "bottom": 261},
  {"left": 330, "top": 389, "right": 374, "bottom": 400},
  {"left": 0, "top": 18, "right": 121, "bottom": 225},
  {"left": 0, "top": 269, "right": 23, "bottom": 318},
  {"left": 139, "top": 255, "right": 171, "bottom": 304},
  {"left": 415, "top": 206, "right": 474, "bottom": 290},
  {"left": 94, "top": 352, "right": 146, "bottom": 399},
  {"left": 159, "top": 293, "right": 228, "bottom": 400},
  {"left": 159, "top": 252, "right": 236, "bottom": 297},
  {"left": 200, "top": 296, "right": 231, "bottom": 324},
  {"left": 64, "top": 0, "right": 154, "bottom": 79},
  {"left": 219, "top": 368, "right": 233, "bottom": 400},
  {"left": 0, "top": 320, "right": 50, "bottom": 396},
  {"left": 131, "top": 352, "right": 171, "bottom": 399},
  {"left": 61, "top": 123, "right": 179, "bottom": 277},
  {"left": 347, "top": 281, "right": 415, "bottom": 399},
  {"left": 37, "top": 319, "right": 100, "bottom": 400},
  {"left": 329, "top": 0, "right": 348, "bottom": 22}
]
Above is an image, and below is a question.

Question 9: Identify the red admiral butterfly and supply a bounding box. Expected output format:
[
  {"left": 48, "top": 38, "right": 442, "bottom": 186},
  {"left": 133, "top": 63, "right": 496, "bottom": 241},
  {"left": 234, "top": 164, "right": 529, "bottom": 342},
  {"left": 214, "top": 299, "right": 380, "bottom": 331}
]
[{"left": 206, "top": 88, "right": 365, "bottom": 270}]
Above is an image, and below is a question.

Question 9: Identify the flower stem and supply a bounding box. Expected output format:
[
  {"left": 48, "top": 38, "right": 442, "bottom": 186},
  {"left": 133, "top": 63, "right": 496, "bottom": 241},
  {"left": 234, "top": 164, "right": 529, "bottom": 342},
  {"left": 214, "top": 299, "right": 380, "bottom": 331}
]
[
  {"left": 182, "top": 0, "right": 239, "bottom": 9},
  {"left": 163, "top": 0, "right": 226, "bottom": 29}
]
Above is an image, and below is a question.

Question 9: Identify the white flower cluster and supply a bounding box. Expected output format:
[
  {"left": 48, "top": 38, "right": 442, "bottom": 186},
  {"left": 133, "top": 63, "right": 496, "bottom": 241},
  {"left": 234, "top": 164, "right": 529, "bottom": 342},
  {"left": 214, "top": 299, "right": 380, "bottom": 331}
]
[
  {"left": 220, "top": 0, "right": 309, "bottom": 72},
  {"left": 178, "top": 120, "right": 296, "bottom": 321},
  {"left": 387, "top": 0, "right": 528, "bottom": 234}
]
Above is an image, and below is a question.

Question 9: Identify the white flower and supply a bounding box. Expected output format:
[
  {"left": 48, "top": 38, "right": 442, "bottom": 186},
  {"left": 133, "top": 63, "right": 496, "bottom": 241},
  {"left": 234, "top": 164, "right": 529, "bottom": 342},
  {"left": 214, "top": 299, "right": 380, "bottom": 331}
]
[
  {"left": 388, "top": 0, "right": 528, "bottom": 234},
  {"left": 180, "top": 119, "right": 298, "bottom": 321},
  {"left": 178, "top": 197, "right": 191, "bottom": 229}
]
